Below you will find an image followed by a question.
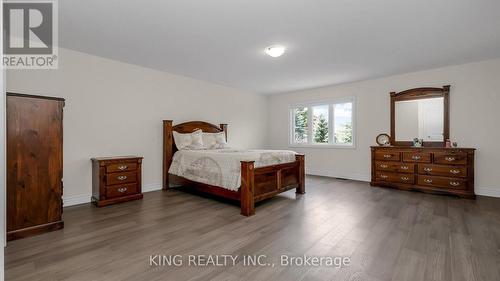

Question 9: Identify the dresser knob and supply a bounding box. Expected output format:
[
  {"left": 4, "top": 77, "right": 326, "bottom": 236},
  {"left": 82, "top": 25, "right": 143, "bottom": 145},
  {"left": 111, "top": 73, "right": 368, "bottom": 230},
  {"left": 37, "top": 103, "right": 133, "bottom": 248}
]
[
  {"left": 424, "top": 179, "right": 433, "bottom": 183},
  {"left": 412, "top": 155, "right": 421, "bottom": 160},
  {"left": 117, "top": 175, "right": 127, "bottom": 181},
  {"left": 383, "top": 154, "right": 392, "bottom": 158},
  {"left": 380, "top": 174, "right": 388, "bottom": 179},
  {"left": 445, "top": 157, "right": 456, "bottom": 162},
  {"left": 118, "top": 187, "right": 127, "bottom": 193},
  {"left": 401, "top": 176, "right": 409, "bottom": 181},
  {"left": 449, "top": 169, "right": 460, "bottom": 174},
  {"left": 400, "top": 166, "right": 409, "bottom": 170},
  {"left": 118, "top": 165, "right": 128, "bottom": 171},
  {"left": 380, "top": 164, "right": 388, "bottom": 168},
  {"left": 449, "top": 181, "right": 460, "bottom": 187},
  {"left": 423, "top": 167, "right": 433, "bottom": 172}
]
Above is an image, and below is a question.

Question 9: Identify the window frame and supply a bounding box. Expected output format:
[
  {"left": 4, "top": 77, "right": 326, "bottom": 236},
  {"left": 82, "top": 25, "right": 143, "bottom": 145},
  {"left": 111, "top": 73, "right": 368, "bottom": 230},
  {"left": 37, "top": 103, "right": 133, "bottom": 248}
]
[{"left": 289, "top": 97, "right": 356, "bottom": 149}]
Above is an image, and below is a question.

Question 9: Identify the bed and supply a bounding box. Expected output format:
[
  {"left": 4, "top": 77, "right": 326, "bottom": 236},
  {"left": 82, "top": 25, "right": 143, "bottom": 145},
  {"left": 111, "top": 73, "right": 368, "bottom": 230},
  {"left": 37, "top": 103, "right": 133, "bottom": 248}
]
[{"left": 163, "top": 120, "right": 305, "bottom": 216}]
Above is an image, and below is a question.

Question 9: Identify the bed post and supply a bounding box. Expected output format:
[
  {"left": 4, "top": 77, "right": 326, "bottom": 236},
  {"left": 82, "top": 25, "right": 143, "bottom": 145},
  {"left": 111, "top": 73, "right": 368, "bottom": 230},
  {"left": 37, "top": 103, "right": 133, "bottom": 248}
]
[
  {"left": 163, "top": 120, "right": 173, "bottom": 190},
  {"left": 240, "top": 161, "right": 255, "bottom": 216},
  {"left": 296, "top": 154, "right": 305, "bottom": 194}
]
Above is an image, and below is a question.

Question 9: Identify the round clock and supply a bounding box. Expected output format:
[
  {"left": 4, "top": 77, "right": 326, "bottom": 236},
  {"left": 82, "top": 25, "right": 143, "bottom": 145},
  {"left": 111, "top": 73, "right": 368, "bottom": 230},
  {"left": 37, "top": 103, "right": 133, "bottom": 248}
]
[{"left": 376, "top": 133, "right": 391, "bottom": 146}]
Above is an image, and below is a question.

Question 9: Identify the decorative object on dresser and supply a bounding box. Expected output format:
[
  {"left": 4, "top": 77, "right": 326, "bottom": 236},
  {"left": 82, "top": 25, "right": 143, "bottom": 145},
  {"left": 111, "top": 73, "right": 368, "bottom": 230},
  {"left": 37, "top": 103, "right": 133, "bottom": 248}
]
[
  {"left": 163, "top": 120, "right": 305, "bottom": 216},
  {"left": 91, "top": 156, "right": 144, "bottom": 207},
  {"left": 6, "top": 93, "right": 65, "bottom": 241},
  {"left": 371, "top": 86, "right": 476, "bottom": 198},
  {"left": 375, "top": 133, "right": 391, "bottom": 146}
]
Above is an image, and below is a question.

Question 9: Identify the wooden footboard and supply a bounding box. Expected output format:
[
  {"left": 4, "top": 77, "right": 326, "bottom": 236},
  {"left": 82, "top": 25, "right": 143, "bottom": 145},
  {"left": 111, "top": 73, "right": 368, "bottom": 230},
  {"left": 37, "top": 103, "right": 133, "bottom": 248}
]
[
  {"left": 240, "top": 154, "right": 305, "bottom": 216},
  {"left": 163, "top": 120, "right": 305, "bottom": 217}
]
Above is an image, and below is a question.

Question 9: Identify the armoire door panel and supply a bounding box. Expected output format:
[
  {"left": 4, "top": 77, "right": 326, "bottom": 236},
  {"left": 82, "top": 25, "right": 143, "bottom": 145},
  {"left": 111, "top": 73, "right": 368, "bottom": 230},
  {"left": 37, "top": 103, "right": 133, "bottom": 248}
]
[{"left": 7, "top": 93, "right": 64, "bottom": 240}]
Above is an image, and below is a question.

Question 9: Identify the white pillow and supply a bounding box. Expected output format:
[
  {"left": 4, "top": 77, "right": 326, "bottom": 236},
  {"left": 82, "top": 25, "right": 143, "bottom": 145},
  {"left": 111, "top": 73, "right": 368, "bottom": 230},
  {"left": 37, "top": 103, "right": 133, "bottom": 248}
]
[
  {"left": 202, "top": 132, "right": 228, "bottom": 149},
  {"left": 173, "top": 130, "right": 204, "bottom": 150}
]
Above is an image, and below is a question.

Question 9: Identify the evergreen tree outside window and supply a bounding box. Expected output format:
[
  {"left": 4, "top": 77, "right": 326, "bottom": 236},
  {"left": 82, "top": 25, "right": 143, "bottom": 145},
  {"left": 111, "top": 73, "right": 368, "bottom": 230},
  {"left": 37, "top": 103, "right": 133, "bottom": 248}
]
[
  {"left": 290, "top": 98, "right": 354, "bottom": 147},
  {"left": 293, "top": 107, "right": 308, "bottom": 144}
]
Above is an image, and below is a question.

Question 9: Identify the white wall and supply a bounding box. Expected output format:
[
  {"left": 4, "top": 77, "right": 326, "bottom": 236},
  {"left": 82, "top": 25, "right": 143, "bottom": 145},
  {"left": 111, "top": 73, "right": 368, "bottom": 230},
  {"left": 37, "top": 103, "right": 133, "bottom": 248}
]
[
  {"left": 268, "top": 58, "right": 500, "bottom": 197},
  {"left": 6, "top": 48, "right": 268, "bottom": 205}
]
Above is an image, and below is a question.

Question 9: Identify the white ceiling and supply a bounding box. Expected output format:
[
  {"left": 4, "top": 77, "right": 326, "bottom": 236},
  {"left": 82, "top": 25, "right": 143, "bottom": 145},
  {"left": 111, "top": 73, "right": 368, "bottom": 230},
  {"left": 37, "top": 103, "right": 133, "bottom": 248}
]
[{"left": 60, "top": 0, "right": 500, "bottom": 94}]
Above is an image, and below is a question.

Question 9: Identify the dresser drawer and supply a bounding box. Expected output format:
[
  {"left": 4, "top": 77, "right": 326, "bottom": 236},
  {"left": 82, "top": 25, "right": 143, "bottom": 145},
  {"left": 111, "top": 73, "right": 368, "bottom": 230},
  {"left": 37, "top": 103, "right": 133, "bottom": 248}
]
[
  {"left": 402, "top": 152, "right": 431, "bottom": 163},
  {"left": 376, "top": 172, "right": 414, "bottom": 184},
  {"left": 433, "top": 152, "right": 467, "bottom": 165},
  {"left": 418, "top": 164, "right": 467, "bottom": 178},
  {"left": 417, "top": 175, "right": 467, "bottom": 190},
  {"left": 106, "top": 162, "right": 138, "bottom": 173},
  {"left": 106, "top": 183, "right": 139, "bottom": 198},
  {"left": 106, "top": 171, "right": 137, "bottom": 185},
  {"left": 374, "top": 151, "right": 401, "bottom": 162},
  {"left": 376, "top": 162, "right": 414, "bottom": 173}
]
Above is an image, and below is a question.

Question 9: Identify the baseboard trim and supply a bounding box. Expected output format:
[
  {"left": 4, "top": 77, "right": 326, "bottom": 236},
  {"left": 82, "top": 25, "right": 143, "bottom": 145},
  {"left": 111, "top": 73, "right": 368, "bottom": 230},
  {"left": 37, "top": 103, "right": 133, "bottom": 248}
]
[
  {"left": 62, "top": 180, "right": 500, "bottom": 206},
  {"left": 142, "top": 183, "right": 163, "bottom": 193},
  {"left": 63, "top": 194, "right": 91, "bottom": 207},
  {"left": 63, "top": 183, "right": 164, "bottom": 207},
  {"left": 307, "top": 170, "right": 500, "bottom": 198},
  {"left": 306, "top": 169, "right": 371, "bottom": 182},
  {"left": 475, "top": 187, "right": 500, "bottom": 198}
]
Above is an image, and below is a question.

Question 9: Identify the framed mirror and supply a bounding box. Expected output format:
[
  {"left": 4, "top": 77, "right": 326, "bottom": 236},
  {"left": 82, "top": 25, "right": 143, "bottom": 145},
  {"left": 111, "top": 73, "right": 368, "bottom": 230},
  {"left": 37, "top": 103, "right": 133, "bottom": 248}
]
[{"left": 390, "top": 85, "right": 449, "bottom": 147}]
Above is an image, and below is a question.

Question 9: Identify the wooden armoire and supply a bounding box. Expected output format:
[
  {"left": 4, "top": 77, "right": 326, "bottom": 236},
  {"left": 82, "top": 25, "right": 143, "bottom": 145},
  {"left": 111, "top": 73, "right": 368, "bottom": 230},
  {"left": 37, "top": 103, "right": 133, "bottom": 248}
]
[{"left": 7, "top": 93, "right": 65, "bottom": 241}]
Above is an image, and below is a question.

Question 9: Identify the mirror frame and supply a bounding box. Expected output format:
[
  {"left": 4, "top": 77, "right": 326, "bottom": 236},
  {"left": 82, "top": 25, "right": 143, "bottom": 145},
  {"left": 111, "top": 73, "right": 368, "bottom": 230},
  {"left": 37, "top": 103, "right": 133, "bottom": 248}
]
[{"left": 390, "top": 85, "right": 450, "bottom": 147}]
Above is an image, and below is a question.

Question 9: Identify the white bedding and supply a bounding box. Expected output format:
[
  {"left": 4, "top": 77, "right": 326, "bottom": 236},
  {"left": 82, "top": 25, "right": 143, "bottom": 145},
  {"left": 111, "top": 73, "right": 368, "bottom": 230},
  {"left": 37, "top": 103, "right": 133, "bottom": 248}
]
[{"left": 168, "top": 149, "right": 297, "bottom": 191}]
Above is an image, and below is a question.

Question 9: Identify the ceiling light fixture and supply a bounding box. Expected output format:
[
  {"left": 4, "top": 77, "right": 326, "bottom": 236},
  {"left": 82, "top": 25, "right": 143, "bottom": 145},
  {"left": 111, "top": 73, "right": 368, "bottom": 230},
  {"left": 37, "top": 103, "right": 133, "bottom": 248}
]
[{"left": 265, "top": 45, "right": 286, "bottom": 58}]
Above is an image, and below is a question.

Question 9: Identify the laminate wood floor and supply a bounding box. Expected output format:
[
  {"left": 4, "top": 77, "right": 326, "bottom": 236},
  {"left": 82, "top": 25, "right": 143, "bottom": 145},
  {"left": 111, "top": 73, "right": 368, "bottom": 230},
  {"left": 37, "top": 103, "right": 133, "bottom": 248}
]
[{"left": 6, "top": 176, "right": 500, "bottom": 281}]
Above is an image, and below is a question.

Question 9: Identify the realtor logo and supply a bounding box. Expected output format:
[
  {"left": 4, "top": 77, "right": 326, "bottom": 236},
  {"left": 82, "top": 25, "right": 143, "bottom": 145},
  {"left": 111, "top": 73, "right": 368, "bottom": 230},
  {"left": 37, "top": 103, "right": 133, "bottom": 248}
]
[{"left": 3, "top": 0, "right": 58, "bottom": 69}]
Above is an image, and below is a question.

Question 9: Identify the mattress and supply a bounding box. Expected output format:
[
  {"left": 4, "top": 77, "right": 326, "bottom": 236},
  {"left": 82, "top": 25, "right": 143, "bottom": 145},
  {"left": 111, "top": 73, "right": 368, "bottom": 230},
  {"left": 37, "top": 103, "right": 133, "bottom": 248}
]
[{"left": 168, "top": 149, "right": 297, "bottom": 191}]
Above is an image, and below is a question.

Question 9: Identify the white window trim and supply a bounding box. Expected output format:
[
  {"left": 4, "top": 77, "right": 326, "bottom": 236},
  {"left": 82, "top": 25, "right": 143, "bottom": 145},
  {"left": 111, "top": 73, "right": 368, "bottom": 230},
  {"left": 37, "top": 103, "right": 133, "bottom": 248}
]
[{"left": 289, "top": 97, "right": 356, "bottom": 149}]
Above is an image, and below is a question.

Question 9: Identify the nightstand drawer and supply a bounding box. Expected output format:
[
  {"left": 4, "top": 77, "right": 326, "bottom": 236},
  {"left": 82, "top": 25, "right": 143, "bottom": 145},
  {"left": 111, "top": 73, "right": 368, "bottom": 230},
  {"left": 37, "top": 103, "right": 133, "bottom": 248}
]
[
  {"left": 106, "top": 162, "right": 137, "bottom": 173},
  {"left": 106, "top": 183, "right": 139, "bottom": 198},
  {"left": 106, "top": 171, "right": 137, "bottom": 185}
]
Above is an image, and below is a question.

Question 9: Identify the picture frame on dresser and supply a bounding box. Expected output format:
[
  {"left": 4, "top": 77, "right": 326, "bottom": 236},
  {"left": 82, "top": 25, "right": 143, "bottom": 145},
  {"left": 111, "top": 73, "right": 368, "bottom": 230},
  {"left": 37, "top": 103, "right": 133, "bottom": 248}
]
[{"left": 371, "top": 86, "right": 476, "bottom": 199}]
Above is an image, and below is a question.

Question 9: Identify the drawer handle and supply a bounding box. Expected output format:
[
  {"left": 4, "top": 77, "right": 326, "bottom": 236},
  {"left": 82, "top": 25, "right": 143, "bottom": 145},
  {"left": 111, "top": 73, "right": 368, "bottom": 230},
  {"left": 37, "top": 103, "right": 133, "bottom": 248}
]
[
  {"left": 118, "top": 187, "right": 128, "bottom": 193},
  {"left": 445, "top": 157, "right": 456, "bottom": 162},
  {"left": 380, "top": 164, "right": 388, "bottom": 168},
  {"left": 449, "top": 181, "right": 461, "bottom": 187},
  {"left": 380, "top": 174, "right": 388, "bottom": 179},
  {"left": 401, "top": 176, "right": 410, "bottom": 181},
  {"left": 117, "top": 175, "right": 127, "bottom": 181},
  {"left": 423, "top": 167, "right": 433, "bottom": 172},
  {"left": 449, "top": 169, "right": 461, "bottom": 174},
  {"left": 117, "top": 165, "right": 128, "bottom": 171},
  {"left": 412, "top": 155, "right": 421, "bottom": 160},
  {"left": 424, "top": 179, "right": 433, "bottom": 183},
  {"left": 383, "top": 154, "right": 392, "bottom": 158},
  {"left": 400, "top": 166, "right": 409, "bottom": 170}
]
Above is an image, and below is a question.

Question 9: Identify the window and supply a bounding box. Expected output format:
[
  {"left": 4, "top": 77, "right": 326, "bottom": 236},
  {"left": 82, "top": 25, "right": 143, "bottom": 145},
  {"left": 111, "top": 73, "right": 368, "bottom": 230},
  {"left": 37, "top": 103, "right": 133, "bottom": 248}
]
[{"left": 290, "top": 98, "right": 355, "bottom": 147}]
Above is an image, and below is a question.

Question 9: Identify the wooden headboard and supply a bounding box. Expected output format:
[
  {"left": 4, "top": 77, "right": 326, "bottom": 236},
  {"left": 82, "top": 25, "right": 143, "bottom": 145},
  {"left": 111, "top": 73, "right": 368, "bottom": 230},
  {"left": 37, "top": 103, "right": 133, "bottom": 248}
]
[{"left": 162, "top": 120, "right": 228, "bottom": 189}]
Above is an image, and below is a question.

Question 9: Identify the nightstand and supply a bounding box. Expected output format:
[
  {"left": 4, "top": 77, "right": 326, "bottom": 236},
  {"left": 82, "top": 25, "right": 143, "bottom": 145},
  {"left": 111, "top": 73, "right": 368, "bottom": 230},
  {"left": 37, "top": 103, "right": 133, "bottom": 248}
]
[{"left": 91, "top": 156, "right": 143, "bottom": 207}]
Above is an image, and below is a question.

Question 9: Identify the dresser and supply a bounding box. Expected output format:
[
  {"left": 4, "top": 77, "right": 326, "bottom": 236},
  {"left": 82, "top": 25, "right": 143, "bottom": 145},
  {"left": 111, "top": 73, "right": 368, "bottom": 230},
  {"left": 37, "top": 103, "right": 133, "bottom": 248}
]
[
  {"left": 371, "top": 146, "right": 475, "bottom": 198},
  {"left": 7, "top": 93, "right": 65, "bottom": 241},
  {"left": 91, "top": 156, "right": 144, "bottom": 206}
]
